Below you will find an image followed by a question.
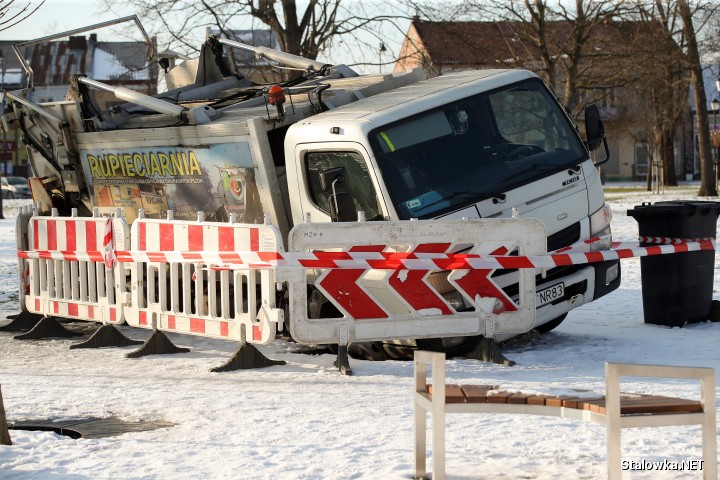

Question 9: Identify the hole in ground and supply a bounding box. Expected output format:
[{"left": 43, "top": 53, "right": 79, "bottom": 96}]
[{"left": 9, "top": 417, "right": 174, "bottom": 439}]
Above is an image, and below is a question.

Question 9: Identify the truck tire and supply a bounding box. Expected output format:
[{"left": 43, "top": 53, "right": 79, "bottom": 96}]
[
  {"left": 348, "top": 341, "right": 387, "bottom": 361},
  {"left": 533, "top": 313, "right": 568, "bottom": 334},
  {"left": 415, "top": 335, "right": 481, "bottom": 357}
]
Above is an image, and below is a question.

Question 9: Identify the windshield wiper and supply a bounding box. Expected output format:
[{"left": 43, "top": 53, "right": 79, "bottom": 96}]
[{"left": 413, "top": 191, "right": 507, "bottom": 214}]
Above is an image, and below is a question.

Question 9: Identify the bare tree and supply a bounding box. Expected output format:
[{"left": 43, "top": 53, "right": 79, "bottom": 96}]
[
  {"left": 502, "top": 0, "right": 631, "bottom": 119},
  {"left": 678, "top": 0, "right": 716, "bottom": 195},
  {"left": 106, "top": 0, "right": 412, "bottom": 72},
  {"left": 406, "top": 1, "right": 631, "bottom": 122},
  {"left": 411, "top": 0, "right": 711, "bottom": 186},
  {"left": 0, "top": 0, "right": 45, "bottom": 33},
  {"left": 626, "top": 2, "right": 691, "bottom": 188}
]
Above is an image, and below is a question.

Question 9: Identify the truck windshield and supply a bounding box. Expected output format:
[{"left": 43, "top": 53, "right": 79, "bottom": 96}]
[{"left": 370, "top": 78, "right": 587, "bottom": 219}]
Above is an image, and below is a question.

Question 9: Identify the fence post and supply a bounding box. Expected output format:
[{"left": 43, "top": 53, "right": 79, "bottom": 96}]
[{"left": 0, "top": 383, "right": 11, "bottom": 445}]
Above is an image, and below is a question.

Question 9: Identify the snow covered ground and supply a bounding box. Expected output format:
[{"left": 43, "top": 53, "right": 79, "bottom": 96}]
[{"left": 0, "top": 188, "right": 719, "bottom": 480}]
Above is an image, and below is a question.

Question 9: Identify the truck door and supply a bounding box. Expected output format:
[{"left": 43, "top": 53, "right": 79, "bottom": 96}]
[{"left": 293, "top": 143, "right": 386, "bottom": 223}]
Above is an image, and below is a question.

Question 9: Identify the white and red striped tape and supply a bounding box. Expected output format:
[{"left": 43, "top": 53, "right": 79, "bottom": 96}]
[
  {"left": 18, "top": 237, "right": 717, "bottom": 271},
  {"left": 638, "top": 236, "right": 715, "bottom": 245}
]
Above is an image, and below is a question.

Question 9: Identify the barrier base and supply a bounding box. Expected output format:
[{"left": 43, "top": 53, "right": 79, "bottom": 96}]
[
  {"left": 210, "top": 343, "right": 286, "bottom": 372},
  {"left": 333, "top": 345, "right": 353, "bottom": 376},
  {"left": 465, "top": 336, "right": 516, "bottom": 366},
  {"left": 0, "top": 311, "right": 42, "bottom": 332},
  {"left": 710, "top": 300, "right": 720, "bottom": 322},
  {"left": 125, "top": 329, "right": 190, "bottom": 358},
  {"left": 69, "top": 324, "right": 143, "bottom": 350},
  {"left": 14, "top": 317, "right": 84, "bottom": 340}
]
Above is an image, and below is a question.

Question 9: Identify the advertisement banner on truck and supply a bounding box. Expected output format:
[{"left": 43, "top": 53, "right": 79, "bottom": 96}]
[{"left": 80, "top": 141, "right": 261, "bottom": 223}]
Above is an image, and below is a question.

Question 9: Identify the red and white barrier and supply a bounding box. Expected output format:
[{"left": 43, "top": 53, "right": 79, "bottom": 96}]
[
  {"left": 122, "top": 213, "right": 284, "bottom": 344},
  {"left": 280, "top": 218, "right": 546, "bottom": 345},
  {"left": 21, "top": 208, "right": 130, "bottom": 324},
  {"left": 15, "top": 205, "right": 34, "bottom": 309}
]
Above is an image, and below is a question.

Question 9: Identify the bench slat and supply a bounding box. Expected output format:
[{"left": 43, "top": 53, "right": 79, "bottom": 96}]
[
  {"left": 508, "top": 393, "right": 535, "bottom": 405},
  {"left": 527, "top": 395, "right": 553, "bottom": 406},
  {"left": 428, "top": 384, "right": 467, "bottom": 403},
  {"left": 487, "top": 391, "right": 513, "bottom": 404},
  {"left": 617, "top": 397, "right": 702, "bottom": 415},
  {"left": 460, "top": 385, "right": 496, "bottom": 403}
]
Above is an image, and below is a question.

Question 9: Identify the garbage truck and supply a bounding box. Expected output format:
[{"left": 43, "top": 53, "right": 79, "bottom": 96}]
[{"left": 2, "top": 16, "right": 620, "bottom": 367}]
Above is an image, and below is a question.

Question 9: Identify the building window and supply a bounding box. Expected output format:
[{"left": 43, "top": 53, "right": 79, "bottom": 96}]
[{"left": 635, "top": 145, "right": 649, "bottom": 177}]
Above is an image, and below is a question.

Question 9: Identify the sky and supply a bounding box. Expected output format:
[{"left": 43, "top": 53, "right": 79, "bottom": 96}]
[
  {"left": 0, "top": 185, "right": 719, "bottom": 479},
  {"left": 0, "top": 1, "right": 128, "bottom": 41}
]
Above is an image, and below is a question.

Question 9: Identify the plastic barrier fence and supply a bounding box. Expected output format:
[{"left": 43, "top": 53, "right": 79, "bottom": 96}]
[
  {"left": 20, "top": 208, "right": 130, "bottom": 324},
  {"left": 280, "top": 218, "right": 546, "bottom": 345},
  {"left": 121, "top": 214, "right": 284, "bottom": 344}
]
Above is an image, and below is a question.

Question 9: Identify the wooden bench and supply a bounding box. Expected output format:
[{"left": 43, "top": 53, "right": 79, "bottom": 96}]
[{"left": 413, "top": 350, "right": 717, "bottom": 480}]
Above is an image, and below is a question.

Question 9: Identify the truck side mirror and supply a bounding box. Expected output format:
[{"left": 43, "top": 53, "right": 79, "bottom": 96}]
[
  {"left": 320, "top": 166, "right": 357, "bottom": 222},
  {"left": 584, "top": 104, "right": 610, "bottom": 167}
]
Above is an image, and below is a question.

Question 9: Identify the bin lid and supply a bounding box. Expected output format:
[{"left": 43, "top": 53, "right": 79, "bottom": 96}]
[{"left": 627, "top": 200, "right": 720, "bottom": 218}]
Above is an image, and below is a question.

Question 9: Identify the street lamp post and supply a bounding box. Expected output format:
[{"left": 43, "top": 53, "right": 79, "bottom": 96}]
[
  {"left": 0, "top": 48, "right": 4, "bottom": 220},
  {"left": 712, "top": 97, "right": 720, "bottom": 192},
  {"left": 0, "top": 49, "right": 4, "bottom": 91}
]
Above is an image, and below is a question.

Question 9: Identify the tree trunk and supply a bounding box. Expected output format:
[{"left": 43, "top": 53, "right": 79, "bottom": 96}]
[
  {"left": 678, "top": 0, "right": 717, "bottom": 195},
  {"left": 0, "top": 384, "right": 11, "bottom": 446},
  {"left": 663, "top": 130, "right": 678, "bottom": 186}
]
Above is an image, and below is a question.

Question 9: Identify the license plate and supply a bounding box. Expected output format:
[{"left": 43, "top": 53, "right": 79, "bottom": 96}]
[{"left": 536, "top": 283, "right": 564, "bottom": 307}]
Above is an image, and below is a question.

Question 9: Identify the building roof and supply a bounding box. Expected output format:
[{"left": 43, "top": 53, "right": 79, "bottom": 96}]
[
  {"left": 0, "top": 34, "right": 155, "bottom": 88},
  {"left": 402, "top": 19, "right": 669, "bottom": 69},
  {"left": 411, "top": 21, "right": 527, "bottom": 66},
  {"left": 21, "top": 36, "right": 87, "bottom": 85}
]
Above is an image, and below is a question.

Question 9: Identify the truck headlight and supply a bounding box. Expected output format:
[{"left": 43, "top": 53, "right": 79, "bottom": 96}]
[
  {"left": 441, "top": 290, "right": 468, "bottom": 311},
  {"left": 426, "top": 271, "right": 470, "bottom": 311},
  {"left": 589, "top": 204, "right": 612, "bottom": 251}
]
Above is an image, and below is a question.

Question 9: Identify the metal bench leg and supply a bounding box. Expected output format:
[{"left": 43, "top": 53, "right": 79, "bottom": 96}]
[
  {"left": 606, "top": 420, "right": 621, "bottom": 480},
  {"left": 432, "top": 405, "right": 446, "bottom": 480},
  {"left": 606, "top": 363, "right": 621, "bottom": 480},
  {"left": 701, "top": 419, "right": 717, "bottom": 480},
  {"left": 414, "top": 353, "right": 430, "bottom": 479},
  {"left": 414, "top": 400, "right": 427, "bottom": 479},
  {"left": 701, "top": 372, "right": 717, "bottom": 480},
  {"left": 431, "top": 354, "right": 446, "bottom": 480}
]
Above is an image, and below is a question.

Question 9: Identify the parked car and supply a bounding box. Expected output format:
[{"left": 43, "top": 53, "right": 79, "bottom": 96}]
[{"left": 1, "top": 176, "right": 31, "bottom": 199}]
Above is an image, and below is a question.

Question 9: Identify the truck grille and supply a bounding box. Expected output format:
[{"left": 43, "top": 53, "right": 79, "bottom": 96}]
[
  {"left": 547, "top": 222, "right": 581, "bottom": 252},
  {"left": 496, "top": 221, "right": 583, "bottom": 300}
]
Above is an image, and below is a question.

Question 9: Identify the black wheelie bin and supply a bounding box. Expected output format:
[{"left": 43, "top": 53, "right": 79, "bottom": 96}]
[{"left": 627, "top": 201, "right": 720, "bottom": 327}]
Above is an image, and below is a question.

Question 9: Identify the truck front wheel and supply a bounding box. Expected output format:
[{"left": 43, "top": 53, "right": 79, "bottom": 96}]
[{"left": 533, "top": 313, "right": 568, "bottom": 334}]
